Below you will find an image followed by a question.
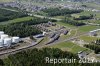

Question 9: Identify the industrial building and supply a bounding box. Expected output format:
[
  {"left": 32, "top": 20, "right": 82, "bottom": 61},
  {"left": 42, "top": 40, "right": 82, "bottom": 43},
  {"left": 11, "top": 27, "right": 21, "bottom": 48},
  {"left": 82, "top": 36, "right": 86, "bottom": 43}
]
[
  {"left": 63, "top": 30, "right": 69, "bottom": 35},
  {"left": 78, "top": 51, "right": 87, "bottom": 59},
  {"left": 34, "top": 32, "right": 47, "bottom": 38},
  {"left": 47, "top": 33, "right": 61, "bottom": 44},
  {"left": 0, "top": 31, "right": 20, "bottom": 48}
]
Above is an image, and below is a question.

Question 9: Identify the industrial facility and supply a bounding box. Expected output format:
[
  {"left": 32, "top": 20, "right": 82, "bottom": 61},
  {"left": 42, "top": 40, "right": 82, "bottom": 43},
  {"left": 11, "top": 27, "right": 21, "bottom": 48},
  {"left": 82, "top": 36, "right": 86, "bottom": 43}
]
[{"left": 0, "top": 31, "right": 20, "bottom": 48}]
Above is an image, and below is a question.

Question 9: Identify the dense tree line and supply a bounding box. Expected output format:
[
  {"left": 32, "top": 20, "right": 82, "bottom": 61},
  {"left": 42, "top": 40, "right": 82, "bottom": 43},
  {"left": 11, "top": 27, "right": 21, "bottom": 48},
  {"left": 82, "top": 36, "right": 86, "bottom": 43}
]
[
  {"left": 0, "top": 8, "right": 27, "bottom": 22},
  {"left": 84, "top": 44, "right": 100, "bottom": 54},
  {"left": 73, "top": 14, "right": 93, "bottom": 20},
  {"left": 0, "top": 48, "right": 99, "bottom": 66},
  {"left": 42, "top": 8, "right": 83, "bottom": 16},
  {"left": 12, "top": 17, "right": 56, "bottom": 25},
  {"left": 63, "top": 17, "right": 85, "bottom": 26},
  {"left": 0, "top": 24, "right": 42, "bottom": 38}
]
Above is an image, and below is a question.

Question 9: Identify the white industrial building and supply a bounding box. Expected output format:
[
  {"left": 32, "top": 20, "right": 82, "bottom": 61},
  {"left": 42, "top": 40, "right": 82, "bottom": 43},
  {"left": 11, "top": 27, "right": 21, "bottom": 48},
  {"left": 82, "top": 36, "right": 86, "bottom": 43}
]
[
  {"left": 12, "top": 37, "right": 20, "bottom": 43},
  {"left": 0, "top": 39, "right": 3, "bottom": 47},
  {"left": 89, "top": 29, "right": 100, "bottom": 36},
  {"left": 0, "top": 31, "right": 20, "bottom": 48},
  {"left": 1, "top": 34, "right": 8, "bottom": 40},
  {"left": 4, "top": 38, "right": 12, "bottom": 47}
]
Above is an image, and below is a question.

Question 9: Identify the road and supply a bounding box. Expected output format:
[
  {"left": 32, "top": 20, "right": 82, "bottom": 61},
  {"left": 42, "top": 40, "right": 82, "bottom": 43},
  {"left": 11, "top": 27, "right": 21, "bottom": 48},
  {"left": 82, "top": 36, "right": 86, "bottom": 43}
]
[{"left": 33, "top": 15, "right": 62, "bottom": 21}]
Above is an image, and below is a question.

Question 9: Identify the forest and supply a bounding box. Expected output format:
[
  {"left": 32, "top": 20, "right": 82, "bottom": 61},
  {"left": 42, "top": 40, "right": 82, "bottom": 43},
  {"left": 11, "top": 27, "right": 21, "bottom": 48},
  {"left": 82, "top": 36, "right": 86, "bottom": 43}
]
[
  {"left": 12, "top": 17, "right": 56, "bottom": 25},
  {"left": 84, "top": 41, "right": 100, "bottom": 54},
  {"left": 0, "top": 24, "right": 42, "bottom": 38},
  {"left": 0, "top": 17, "right": 56, "bottom": 38},
  {"left": 0, "top": 48, "right": 99, "bottom": 66},
  {"left": 42, "top": 8, "right": 83, "bottom": 16},
  {"left": 0, "top": 8, "right": 27, "bottom": 22},
  {"left": 73, "top": 15, "right": 93, "bottom": 20}
]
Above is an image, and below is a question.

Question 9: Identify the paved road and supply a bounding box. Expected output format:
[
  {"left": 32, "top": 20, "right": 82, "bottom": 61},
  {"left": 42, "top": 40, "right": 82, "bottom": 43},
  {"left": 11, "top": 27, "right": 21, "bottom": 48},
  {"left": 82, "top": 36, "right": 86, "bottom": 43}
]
[{"left": 33, "top": 15, "right": 62, "bottom": 21}]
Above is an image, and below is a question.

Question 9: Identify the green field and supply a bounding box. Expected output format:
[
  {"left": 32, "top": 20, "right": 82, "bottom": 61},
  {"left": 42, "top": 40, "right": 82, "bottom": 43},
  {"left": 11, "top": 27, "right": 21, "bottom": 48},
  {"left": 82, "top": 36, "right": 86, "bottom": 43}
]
[
  {"left": 0, "top": 0, "right": 13, "bottom": 2},
  {"left": 50, "top": 41, "right": 90, "bottom": 53},
  {"left": 56, "top": 22, "right": 77, "bottom": 28},
  {"left": 78, "top": 25, "right": 100, "bottom": 32},
  {"left": 79, "top": 36, "right": 100, "bottom": 43},
  {"left": 0, "top": 16, "right": 33, "bottom": 25}
]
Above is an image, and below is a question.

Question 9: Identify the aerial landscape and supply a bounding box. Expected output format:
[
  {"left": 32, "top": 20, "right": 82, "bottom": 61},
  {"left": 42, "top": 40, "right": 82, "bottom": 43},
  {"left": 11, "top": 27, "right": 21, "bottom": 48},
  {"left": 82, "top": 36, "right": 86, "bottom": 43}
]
[{"left": 0, "top": 0, "right": 100, "bottom": 66}]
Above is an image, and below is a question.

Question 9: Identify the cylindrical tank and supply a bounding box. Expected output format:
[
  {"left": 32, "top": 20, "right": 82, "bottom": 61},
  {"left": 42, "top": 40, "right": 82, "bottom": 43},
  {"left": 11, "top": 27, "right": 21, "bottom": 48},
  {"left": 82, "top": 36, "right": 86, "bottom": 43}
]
[
  {"left": 12, "top": 37, "right": 20, "bottom": 43},
  {"left": 0, "top": 39, "right": 3, "bottom": 47},
  {"left": 0, "top": 31, "right": 4, "bottom": 35},
  {"left": 1, "top": 34, "right": 8, "bottom": 40},
  {"left": 0, "top": 31, "right": 4, "bottom": 38},
  {"left": 4, "top": 38, "right": 12, "bottom": 47}
]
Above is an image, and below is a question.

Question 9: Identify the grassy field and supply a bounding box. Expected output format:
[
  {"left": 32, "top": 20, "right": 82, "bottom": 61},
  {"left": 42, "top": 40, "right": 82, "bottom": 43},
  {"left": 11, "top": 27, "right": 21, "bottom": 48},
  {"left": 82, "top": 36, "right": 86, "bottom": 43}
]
[
  {"left": 50, "top": 41, "right": 90, "bottom": 53},
  {"left": 60, "top": 29, "right": 77, "bottom": 40},
  {"left": 78, "top": 25, "right": 100, "bottom": 33},
  {"left": 55, "top": 22, "right": 77, "bottom": 28},
  {"left": 79, "top": 35, "right": 100, "bottom": 43},
  {"left": 0, "top": 0, "right": 13, "bottom": 2},
  {"left": 0, "top": 16, "right": 33, "bottom": 25}
]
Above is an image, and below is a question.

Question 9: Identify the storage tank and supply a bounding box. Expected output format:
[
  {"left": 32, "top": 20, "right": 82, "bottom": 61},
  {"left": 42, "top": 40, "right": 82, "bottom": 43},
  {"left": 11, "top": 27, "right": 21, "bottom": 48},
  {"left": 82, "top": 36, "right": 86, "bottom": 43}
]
[
  {"left": 1, "top": 34, "right": 8, "bottom": 40},
  {"left": 12, "top": 37, "right": 20, "bottom": 43},
  {"left": 0, "top": 31, "right": 4, "bottom": 35},
  {"left": 0, "top": 39, "right": 3, "bottom": 47},
  {"left": 0, "top": 31, "right": 4, "bottom": 38},
  {"left": 4, "top": 38, "right": 12, "bottom": 47}
]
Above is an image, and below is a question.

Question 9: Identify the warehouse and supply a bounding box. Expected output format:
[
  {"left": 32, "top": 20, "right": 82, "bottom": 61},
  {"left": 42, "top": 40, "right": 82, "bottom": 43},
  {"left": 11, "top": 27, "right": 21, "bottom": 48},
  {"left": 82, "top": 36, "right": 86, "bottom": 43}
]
[
  {"left": 47, "top": 33, "right": 61, "bottom": 44},
  {"left": 34, "top": 34, "right": 44, "bottom": 38}
]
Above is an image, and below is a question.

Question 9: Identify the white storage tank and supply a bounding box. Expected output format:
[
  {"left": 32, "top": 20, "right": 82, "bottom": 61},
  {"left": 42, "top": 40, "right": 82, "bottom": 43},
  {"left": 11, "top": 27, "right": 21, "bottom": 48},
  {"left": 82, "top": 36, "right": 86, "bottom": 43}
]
[
  {"left": 0, "top": 31, "right": 4, "bottom": 38},
  {"left": 0, "top": 31, "right": 4, "bottom": 35},
  {"left": 0, "top": 39, "right": 3, "bottom": 47},
  {"left": 4, "top": 38, "right": 12, "bottom": 47},
  {"left": 1, "top": 34, "right": 8, "bottom": 40},
  {"left": 12, "top": 37, "right": 20, "bottom": 43}
]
